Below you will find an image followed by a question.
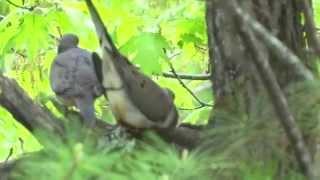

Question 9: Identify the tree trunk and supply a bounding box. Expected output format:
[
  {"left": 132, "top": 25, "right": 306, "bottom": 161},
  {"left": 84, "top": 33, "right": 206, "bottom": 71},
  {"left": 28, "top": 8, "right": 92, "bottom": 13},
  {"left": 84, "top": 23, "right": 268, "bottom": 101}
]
[{"left": 206, "top": 0, "right": 319, "bottom": 179}]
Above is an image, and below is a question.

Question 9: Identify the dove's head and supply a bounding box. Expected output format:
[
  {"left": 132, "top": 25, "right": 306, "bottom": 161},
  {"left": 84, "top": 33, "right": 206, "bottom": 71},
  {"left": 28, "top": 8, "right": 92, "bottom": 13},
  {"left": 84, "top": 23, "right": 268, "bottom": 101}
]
[{"left": 57, "top": 34, "right": 79, "bottom": 53}]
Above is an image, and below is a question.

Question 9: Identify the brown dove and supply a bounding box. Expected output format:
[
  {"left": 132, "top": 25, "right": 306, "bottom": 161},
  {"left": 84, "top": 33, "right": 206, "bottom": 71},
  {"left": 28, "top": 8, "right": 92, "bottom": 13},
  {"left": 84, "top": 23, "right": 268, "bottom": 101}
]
[{"left": 84, "top": 0, "right": 178, "bottom": 130}]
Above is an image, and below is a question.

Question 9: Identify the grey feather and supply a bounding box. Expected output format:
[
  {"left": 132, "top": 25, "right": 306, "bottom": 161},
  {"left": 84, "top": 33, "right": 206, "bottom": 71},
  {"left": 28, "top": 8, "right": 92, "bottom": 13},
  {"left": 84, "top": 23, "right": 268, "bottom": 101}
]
[{"left": 50, "top": 34, "right": 103, "bottom": 125}]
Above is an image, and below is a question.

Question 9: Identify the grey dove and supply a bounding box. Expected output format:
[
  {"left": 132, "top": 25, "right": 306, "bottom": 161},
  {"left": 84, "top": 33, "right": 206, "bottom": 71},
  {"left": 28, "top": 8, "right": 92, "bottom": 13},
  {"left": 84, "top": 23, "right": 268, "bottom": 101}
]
[
  {"left": 85, "top": 0, "right": 178, "bottom": 130},
  {"left": 50, "top": 34, "right": 103, "bottom": 127}
]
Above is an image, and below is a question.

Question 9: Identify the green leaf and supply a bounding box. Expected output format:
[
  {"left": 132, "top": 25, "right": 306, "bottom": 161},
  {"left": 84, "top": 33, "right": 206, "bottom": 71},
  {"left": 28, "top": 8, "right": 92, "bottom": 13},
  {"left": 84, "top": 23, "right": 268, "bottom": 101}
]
[
  {"left": 178, "top": 33, "right": 202, "bottom": 47},
  {"left": 183, "top": 107, "right": 210, "bottom": 124},
  {"left": 46, "top": 9, "right": 74, "bottom": 34},
  {"left": 0, "top": 11, "right": 21, "bottom": 56},
  {"left": 4, "top": 11, "right": 49, "bottom": 60},
  {"left": 120, "top": 32, "right": 169, "bottom": 74}
]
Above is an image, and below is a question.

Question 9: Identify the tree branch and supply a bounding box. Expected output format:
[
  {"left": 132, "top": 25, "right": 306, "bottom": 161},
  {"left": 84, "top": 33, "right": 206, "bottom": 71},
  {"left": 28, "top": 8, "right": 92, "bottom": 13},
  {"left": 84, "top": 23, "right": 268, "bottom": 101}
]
[
  {"left": 165, "top": 59, "right": 214, "bottom": 109},
  {"left": 162, "top": 72, "right": 211, "bottom": 80},
  {"left": 5, "top": 0, "right": 36, "bottom": 11},
  {"left": 157, "top": 124, "right": 202, "bottom": 149},
  {"left": 0, "top": 73, "right": 202, "bottom": 149},
  {"left": 0, "top": 74, "right": 64, "bottom": 138}
]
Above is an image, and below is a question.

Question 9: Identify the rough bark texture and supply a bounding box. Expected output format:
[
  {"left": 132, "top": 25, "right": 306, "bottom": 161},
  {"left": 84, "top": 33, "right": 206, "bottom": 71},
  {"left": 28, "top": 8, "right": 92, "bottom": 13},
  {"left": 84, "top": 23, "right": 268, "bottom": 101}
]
[
  {"left": 206, "top": 0, "right": 319, "bottom": 179},
  {"left": 0, "top": 74, "right": 64, "bottom": 138},
  {"left": 207, "top": 0, "right": 316, "bottom": 124}
]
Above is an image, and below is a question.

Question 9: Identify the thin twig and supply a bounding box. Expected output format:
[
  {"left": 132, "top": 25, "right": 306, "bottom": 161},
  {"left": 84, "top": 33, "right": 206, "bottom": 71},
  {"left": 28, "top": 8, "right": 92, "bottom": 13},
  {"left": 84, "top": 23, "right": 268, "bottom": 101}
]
[
  {"left": 178, "top": 105, "right": 207, "bottom": 111},
  {"left": 11, "top": 48, "right": 54, "bottom": 59},
  {"left": 57, "top": 26, "right": 63, "bottom": 39},
  {"left": 161, "top": 52, "right": 210, "bottom": 81},
  {"left": 4, "top": 148, "right": 13, "bottom": 164},
  {"left": 195, "top": 44, "right": 208, "bottom": 52},
  {"left": 162, "top": 72, "right": 211, "bottom": 80},
  {"left": 49, "top": 34, "right": 60, "bottom": 42},
  {"left": 6, "top": 0, "right": 36, "bottom": 11},
  {"left": 18, "top": 137, "right": 24, "bottom": 153},
  {"left": 165, "top": 58, "right": 214, "bottom": 108},
  {"left": 11, "top": 48, "right": 26, "bottom": 58}
]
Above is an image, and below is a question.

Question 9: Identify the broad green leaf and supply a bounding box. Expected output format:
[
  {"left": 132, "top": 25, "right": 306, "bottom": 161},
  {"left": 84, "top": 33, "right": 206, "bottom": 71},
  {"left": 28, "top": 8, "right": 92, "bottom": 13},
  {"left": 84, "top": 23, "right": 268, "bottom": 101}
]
[
  {"left": 0, "top": 11, "right": 21, "bottom": 56},
  {"left": 46, "top": 9, "right": 74, "bottom": 35},
  {"left": 120, "top": 32, "right": 169, "bottom": 74},
  {"left": 5, "top": 11, "right": 49, "bottom": 60},
  {"left": 161, "top": 17, "right": 205, "bottom": 46},
  {"left": 183, "top": 107, "right": 210, "bottom": 124}
]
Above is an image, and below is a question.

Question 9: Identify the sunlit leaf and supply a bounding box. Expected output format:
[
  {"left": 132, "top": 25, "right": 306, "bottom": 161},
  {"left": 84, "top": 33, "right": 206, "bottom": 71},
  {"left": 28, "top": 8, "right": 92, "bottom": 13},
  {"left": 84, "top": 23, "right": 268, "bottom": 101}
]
[{"left": 120, "top": 32, "right": 169, "bottom": 74}]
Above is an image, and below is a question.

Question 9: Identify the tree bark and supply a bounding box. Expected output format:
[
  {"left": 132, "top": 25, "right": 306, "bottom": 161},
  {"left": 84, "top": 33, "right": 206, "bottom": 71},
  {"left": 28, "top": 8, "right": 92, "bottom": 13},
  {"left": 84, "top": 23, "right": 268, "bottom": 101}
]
[
  {"left": 0, "top": 74, "right": 64, "bottom": 138},
  {"left": 206, "top": 0, "right": 318, "bottom": 179}
]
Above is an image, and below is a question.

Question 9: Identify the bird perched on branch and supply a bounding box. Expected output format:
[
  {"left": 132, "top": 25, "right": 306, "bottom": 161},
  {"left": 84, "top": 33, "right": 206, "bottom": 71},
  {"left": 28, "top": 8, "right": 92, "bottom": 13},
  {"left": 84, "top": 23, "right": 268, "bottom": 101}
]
[
  {"left": 50, "top": 34, "right": 103, "bottom": 127},
  {"left": 84, "top": 0, "right": 178, "bottom": 130}
]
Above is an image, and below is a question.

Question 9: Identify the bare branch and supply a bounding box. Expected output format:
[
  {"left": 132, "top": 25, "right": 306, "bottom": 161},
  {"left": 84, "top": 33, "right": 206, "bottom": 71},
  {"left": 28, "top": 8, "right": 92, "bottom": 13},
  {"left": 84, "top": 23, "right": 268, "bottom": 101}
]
[
  {"left": 56, "top": 26, "right": 63, "bottom": 39},
  {"left": 6, "top": 0, "right": 36, "bottom": 11},
  {"left": 157, "top": 124, "right": 202, "bottom": 149},
  {"left": 4, "top": 148, "right": 13, "bottom": 164},
  {"left": 18, "top": 137, "right": 25, "bottom": 153},
  {"left": 162, "top": 51, "right": 211, "bottom": 81},
  {"left": 0, "top": 74, "right": 64, "bottom": 137},
  {"left": 165, "top": 59, "right": 214, "bottom": 108},
  {"left": 178, "top": 105, "right": 207, "bottom": 111},
  {"left": 162, "top": 72, "right": 211, "bottom": 80},
  {"left": 195, "top": 44, "right": 208, "bottom": 52}
]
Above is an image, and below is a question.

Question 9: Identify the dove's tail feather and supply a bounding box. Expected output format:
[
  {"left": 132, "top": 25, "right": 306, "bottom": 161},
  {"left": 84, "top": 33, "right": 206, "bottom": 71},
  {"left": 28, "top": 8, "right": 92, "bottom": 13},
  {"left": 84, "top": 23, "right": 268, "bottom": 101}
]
[
  {"left": 85, "top": 0, "right": 119, "bottom": 57},
  {"left": 75, "top": 95, "right": 96, "bottom": 127}
]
